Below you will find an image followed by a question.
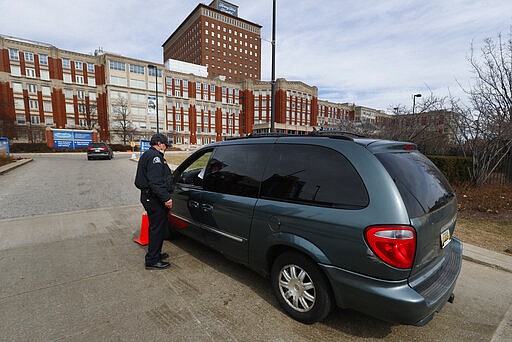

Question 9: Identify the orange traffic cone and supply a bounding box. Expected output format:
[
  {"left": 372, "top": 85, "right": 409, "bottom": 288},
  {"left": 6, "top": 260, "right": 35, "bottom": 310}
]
[{"left": 133, "top": 212, "right": 149, "bottom": 245}]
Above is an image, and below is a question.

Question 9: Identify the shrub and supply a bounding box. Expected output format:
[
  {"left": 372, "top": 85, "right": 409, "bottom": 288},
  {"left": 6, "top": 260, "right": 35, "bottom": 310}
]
[
  {"left": 10, "top": 143, "right": 53, "bottom": 153},
  {"left": 428, "top": 155, "right": 472, "bottom": 184}
]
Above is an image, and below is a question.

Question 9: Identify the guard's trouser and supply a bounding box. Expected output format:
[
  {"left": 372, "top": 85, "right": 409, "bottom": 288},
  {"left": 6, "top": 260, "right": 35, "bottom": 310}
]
[{"left": 141, "top": 193, "right": 168, "bottom": 265}]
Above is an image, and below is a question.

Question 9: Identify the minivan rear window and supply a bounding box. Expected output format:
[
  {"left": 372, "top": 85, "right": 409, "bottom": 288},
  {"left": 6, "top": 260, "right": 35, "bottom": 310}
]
[{"left": 376, "top": 152, "right": 454, "bottom": 218}]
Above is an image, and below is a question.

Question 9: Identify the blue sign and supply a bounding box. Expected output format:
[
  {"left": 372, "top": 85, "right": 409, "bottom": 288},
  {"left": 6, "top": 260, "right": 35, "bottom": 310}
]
[
  {"left": 54, "top": 140, "right": 74, "bottom": 148},
  {"left": 74, "top": 132, "right": 93, "bottom": 140},
  {"left": 217, "top": 0, "right": 238, "bottom": 16},
  {"left": 0, "top": 137, "right": 10, "bottom": 156},
  {"left": 54, "top": 131, "right": 73, "bottom": 139},
  {"left": 140, "top": 140, "right": 150, "bottom": 157},
  {"left": 52, "top": 129, "right": 93, "bottom": 149}
]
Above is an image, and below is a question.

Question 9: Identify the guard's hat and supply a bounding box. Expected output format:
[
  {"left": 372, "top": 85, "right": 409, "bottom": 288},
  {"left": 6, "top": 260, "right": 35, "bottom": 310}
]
[{"left": 150, "top": 133, "right": 171, "bottom": 147}]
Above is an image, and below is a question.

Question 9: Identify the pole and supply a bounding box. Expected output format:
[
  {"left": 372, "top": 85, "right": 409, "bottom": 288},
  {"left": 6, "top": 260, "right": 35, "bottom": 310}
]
[
  {"left": 412, "top": 93, "right": 421, "bottom": 115},
  {"left": 155, "top": 66, "right": 159, "bottom": 133},
  {"left": 270, "top": 0, "right": 276, "bottom": 133}
]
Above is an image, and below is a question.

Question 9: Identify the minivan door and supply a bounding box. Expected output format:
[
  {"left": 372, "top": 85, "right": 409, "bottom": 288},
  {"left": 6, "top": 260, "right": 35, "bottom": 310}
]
[
  {"left": 170, "top": 150, "right": 213, "bottom": 244},
  {"left": 198, "top": 144, "right": 267, "bottom": 264}
]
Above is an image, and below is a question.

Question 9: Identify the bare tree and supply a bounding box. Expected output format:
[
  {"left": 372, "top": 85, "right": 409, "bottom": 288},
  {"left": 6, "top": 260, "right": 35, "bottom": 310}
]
[
  {"left": 380, "top": 92, "right": 456, "bottom": 155},
  {"left": 111, "top": 95, "right": 137, "bottom": 145},
  {"left": 453, "top": 31, "right": 512, "bottom": 185}
]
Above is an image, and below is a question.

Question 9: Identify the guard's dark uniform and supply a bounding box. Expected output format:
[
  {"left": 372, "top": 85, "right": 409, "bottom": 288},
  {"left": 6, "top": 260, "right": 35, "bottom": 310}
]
[{"left": 135, "top": 146, "right": 173, "bottom": 265}]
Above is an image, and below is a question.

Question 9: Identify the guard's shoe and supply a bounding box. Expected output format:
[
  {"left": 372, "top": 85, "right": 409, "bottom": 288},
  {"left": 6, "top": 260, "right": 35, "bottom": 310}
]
[
  {"left": 160, "top": 252, "right": 169, "bottom": 260},
  {"left": 145, "top": 261, "right": 170, "bottom": 270}
]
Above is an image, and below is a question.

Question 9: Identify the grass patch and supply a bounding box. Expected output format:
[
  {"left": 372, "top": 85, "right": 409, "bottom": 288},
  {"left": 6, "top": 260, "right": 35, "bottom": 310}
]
[{"left": 456, "top": 218, "right": 512, "bottom": 255}]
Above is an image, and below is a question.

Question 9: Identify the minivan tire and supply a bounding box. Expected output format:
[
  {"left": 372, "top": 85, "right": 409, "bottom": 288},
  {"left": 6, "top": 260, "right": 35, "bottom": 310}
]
[{"left": 271, "top": 251, "right": 333, "bottom": 324}]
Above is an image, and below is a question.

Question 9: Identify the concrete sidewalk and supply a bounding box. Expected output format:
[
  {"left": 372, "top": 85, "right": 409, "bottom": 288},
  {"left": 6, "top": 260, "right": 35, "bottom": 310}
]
[{"left": 0, "top": 206, "right": 511, "bottom": 341}]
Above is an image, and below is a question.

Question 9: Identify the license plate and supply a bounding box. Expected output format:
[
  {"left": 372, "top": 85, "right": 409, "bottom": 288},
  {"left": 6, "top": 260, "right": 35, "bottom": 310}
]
[{"left": 440, "top": 229, "right": 451, "bottom": 248}]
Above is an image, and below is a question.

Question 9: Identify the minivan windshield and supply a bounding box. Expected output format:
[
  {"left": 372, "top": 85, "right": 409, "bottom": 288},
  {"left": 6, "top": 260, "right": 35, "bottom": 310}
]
[{"left": 376, "top": 151, "right": 454, "bottom": 218}]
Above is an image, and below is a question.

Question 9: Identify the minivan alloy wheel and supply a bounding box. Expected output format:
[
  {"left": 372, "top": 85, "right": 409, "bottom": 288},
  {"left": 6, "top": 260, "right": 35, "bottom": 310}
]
[
  {"left": 271, "top": 251, "right": 333, "bottom": 324},
  {"left": 278, "top": 264, "right": 316, "bottom": 312}
]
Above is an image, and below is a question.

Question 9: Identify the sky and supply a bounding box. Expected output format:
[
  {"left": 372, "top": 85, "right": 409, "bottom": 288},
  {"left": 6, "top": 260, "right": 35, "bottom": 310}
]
[{"left": 1, "top": 0, "right": 512, "bottom": 112}]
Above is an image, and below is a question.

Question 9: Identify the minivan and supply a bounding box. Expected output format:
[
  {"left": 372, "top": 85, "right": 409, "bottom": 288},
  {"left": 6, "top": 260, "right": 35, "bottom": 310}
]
[{"left": 168, "top": 132, "right": 462, "bottom": 326}]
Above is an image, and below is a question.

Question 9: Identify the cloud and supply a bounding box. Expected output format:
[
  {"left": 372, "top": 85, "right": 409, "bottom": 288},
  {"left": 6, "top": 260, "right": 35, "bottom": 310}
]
[{"left": 2, "top": 0, "right": 512, "bottom": 111}]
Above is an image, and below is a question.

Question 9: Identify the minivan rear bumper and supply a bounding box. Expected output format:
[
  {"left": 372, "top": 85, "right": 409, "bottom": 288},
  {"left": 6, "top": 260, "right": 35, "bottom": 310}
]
[{"left": 320, "top": 238, "right": 462, "bottom": 325}]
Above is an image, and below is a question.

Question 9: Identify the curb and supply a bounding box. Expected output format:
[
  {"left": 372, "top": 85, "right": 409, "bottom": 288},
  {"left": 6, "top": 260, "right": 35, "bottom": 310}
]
[
  {"left": 462, "top": 243, "right": 512, "bottom": 273},
  {"left": 0, "top": 158, "right": 33, "bottom": 175}
]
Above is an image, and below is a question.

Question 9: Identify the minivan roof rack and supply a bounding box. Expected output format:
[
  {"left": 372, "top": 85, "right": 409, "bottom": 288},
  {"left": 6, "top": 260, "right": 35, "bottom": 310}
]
[
  {"left": 227, "top": 131, "right": 364, "bottom": 141},
  {"left": 308, "top": 129, "right": 366, "bottom": 138}
]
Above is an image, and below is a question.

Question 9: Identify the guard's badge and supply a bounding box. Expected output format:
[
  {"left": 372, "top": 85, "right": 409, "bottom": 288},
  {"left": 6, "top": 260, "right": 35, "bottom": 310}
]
[{"left": 152, "top": 156, "right": 162, "bottom": 164}]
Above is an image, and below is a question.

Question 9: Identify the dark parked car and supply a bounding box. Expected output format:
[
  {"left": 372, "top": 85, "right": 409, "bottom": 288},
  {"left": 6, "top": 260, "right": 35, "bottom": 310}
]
[
  {"left": 87, "top": 142, "right": 113, "bottom": 160},
  {"left": 168, "top": 132, "right": 462, "bottom": 326}
]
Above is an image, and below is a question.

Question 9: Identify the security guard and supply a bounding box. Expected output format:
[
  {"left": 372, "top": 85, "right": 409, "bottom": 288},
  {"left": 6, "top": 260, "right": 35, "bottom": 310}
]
[{"left": 135, "top": 133, "right": 173, "bottom": 270}]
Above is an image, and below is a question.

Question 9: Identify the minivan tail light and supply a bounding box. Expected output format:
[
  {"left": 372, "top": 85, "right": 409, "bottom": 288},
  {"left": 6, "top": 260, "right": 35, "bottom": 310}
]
[{"left": 364, "top": 225, "right": 416, "bottom": 269}]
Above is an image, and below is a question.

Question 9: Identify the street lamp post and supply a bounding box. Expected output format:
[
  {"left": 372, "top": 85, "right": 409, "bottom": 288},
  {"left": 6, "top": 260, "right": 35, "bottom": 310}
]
[
  {"left": 24, "top": 95, "right": 33, "bottom": 143},
  {"left": 148, "top": 64, "right": 159, "bottom": 133},
  {"left": 270, "top": 0, "right": 276, "bottom": 133},
  {"left": 412, "top": 93, "right": 422, "bottom": 115}
]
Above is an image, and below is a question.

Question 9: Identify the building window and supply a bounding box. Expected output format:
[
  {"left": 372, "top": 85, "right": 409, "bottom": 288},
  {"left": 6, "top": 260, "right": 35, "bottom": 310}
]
[
  {"left": 75, "top": 61, "right": 83, "bottom": 70},
  {"left": 26, "top": 68, "right": 36, "bottom": 78},
  {"left": 12, "top": 82, "right": 23, "bottom": 93},
  {"left": 87, "top": 63, "right": 95, "bottom": 72},
  {"left": 39, "top": 54, "right": 48, "bottom": 65},
  {"left": 9, "top": 48, "right": 19, "bottom": 60},
  {"left": 62, "top": 58, "right": 71, "bottom": 69},
  {"left": 77, "top": 90, "right": 85, "bottom": 99},
  {"left": 30, "top": 115, "right": 40, "bottom": 124},
  {"left": 63, "top": 73, "right": 72, "bottom": 83},
  {"left": 45, "top": 116, "right": 54, "bottom": 125},
  {"left": 29, "top": 100, "right": 38, "bottom": 110},
  {"left": 14, "top": 99, "right": 24, "bottom": 110},
  {"left": 42, "top": 86, "right": 51, "bottom": 96},
  {"left": 40, "top": 70, "right": 50, "bottom": 80},
  {"left": 76, "top": 75, "right": 84, "bottom": 84},
  {"left": 43, "top": 101, "right": 52, "bottom": 112},
  {"left": 88, "top": 77, "right": 96, "bottom": 86},
  {"left": 130, "top": 64, "right": 145, "bottom": 74},
  {"left": 147, "top": 67, "right": 162, "bottom": 77},
  {"left": 16, "top": 114, "right": 26, "bottom": 124},
  {"left": 24, "top": 52, "right": 34, "bottom": 62},
  {"left": 109, "top": 60, "right": 126, "bottom": 71},
  {"left": 28, "top": 84, "right": 37, "bottom": 94}
]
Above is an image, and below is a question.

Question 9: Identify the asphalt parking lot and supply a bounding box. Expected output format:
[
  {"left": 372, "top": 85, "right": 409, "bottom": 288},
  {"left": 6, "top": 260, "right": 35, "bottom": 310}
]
[
  {"left": 1, "top": 155, "right": 511, "bottom": 341},
  {"left": 0, "top": 204, "right": 511, "bottom": 341}
]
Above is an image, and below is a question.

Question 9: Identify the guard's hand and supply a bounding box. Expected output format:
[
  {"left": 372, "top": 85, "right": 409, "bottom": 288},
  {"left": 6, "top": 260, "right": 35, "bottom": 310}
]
[{"left": 164, "top": 199, "right": 173, "bottom": 209}]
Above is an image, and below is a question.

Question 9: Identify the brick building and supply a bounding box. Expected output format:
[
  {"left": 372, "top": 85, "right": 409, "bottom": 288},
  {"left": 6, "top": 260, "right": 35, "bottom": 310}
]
[
  {"left": 0, "top": 34, "right": 107, "bottom": 141},
  {"left": 162, "top": 0, "right": 262, "bottom": 82},
  {"left": 1, "top": 2, "right": 393, "bottom": 147}
]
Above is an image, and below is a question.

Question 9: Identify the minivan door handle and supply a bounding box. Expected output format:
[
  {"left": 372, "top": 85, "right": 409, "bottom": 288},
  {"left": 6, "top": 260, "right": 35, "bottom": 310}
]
[
  {"left": 202, "top": 204, "right": 213, "bottom": 213},
  {"left": 189, "top": 200, "right": 200, "bottom": 208}
]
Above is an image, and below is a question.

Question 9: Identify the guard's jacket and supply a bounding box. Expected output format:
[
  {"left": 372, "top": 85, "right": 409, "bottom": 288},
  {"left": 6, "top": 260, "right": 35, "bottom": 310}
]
[{"left": 134, "top": 146, "right": 173, "bottom": 202}]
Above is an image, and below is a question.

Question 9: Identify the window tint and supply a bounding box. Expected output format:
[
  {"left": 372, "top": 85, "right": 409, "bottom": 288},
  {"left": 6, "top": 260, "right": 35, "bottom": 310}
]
[
  {"left": 203, "top": 144, "right": 266, "bottom": 198},
  {"left": 89, "top": 143, "right": 107, "bottom": 148},
  {"left": 376, "top": 152, "right": 454, "bottom": 218},
  {"left": 261, "top": 144, "right": 368, "bottom": 209}
]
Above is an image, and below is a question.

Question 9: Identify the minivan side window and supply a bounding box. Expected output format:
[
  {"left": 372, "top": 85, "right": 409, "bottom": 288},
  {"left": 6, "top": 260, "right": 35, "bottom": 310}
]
[
  {"left": 260, "top": 144, "right": 369, "bottom": 209},
  {"left": 203, "top": 144, "right": 267, "bottom": 198},
  {"left": 177, "top": 150, "right": 213, "bottom": 186}
]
